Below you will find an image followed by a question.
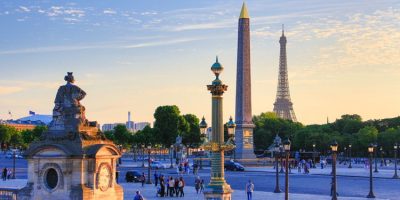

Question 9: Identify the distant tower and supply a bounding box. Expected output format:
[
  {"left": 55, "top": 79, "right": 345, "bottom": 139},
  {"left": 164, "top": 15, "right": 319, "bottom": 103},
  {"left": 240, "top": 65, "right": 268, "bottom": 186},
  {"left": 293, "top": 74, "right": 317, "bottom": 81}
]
[
  {"left": 273, "top": 25, "right": 297, "bottom": 122},
  {"left": 235, "top": 3, "right": 256, "bottom": 159}
]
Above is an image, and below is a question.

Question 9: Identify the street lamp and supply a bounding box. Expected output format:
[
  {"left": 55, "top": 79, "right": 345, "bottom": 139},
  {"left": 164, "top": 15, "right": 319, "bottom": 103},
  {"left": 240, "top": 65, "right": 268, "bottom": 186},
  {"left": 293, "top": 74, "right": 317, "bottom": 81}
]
[
  {"left": 146, "top": 144, "right": 152, "bottom": 184},
  {"left": 226, "top": 116, "right": 236, "bottom": 161},
  {"left": 348, "top": 144, "right": 352, "bottom": 168},
  {"left": 312, "top": 143, "right": 316, "bottom": 168},
  {"left": 330, "top": 140, "right": 338, "bottom": 200},
  {"left": 283, "top": 138, "right": 291, "bottom": 200},
  {"left": 344, "top": 147, "right": 347, "bottom": 165},
  {"left": 274, "top": 142, "right": 281, "bottom": 193},
  {"left": 170, "top": 145, "right": 174, "bottom": 168},
  {"left": 201, "top": 57, "right": 233, "bottom": 200},
  {"left": 133, "top": 144, "right": 137, "bottom": 162},
  {"left": 374, "top": 143, "right": 378, "bottom": 173},
  {"left": 393, "top": 143, "right": 398, "bottom": 179},
  {"left": 12, "top": 149, "right": 16, "bottom": 179},
  {"left": 141, "top": 144, "right": 145, "bottom": 168},
  {"left": 199, "top": 117, "right": 208, "bottom": 170},
  {"left": 279, "top": 144, "right": 284, "bottom": 174},
  {"left": 367, "top": 143, "right": 376, "bottom": 198}
]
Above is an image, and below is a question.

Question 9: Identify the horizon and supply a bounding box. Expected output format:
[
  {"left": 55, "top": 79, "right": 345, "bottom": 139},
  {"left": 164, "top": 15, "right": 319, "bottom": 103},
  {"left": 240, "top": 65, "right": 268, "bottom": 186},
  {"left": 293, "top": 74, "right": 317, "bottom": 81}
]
[{"left": 1, "top": 0, "right": 399, "bottom": 126}]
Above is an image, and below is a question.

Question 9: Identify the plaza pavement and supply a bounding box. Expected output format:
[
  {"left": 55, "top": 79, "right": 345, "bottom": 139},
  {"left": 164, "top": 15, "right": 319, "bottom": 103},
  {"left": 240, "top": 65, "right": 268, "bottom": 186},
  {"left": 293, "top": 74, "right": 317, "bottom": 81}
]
[
  {"left": 244, "top": 165, "right": 397, "bottom": 179},
  {"left": 121, "top": 182, "right": 389, "bottom": 200},
  {"left": 119, "top": 161, "right": 398, "bottom": 179},
  {"left": 0, "top": 179, "right": 389, "bottom": 199}
]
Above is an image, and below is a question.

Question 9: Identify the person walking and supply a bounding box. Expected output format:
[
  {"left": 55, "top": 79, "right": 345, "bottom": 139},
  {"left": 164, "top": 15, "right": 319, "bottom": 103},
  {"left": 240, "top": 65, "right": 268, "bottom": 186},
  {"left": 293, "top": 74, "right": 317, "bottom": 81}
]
[
  {"left": 200, "top": 179, "right": 205, "bottom": 193},
  {"left": 7, "top": 168, "right": 12, "bottom": 179},
  {"left": 154, "top": 171, "right": 159, "bottom": 187},
  {"left": 140, "top": 172, "right": 145, "bottom": 187},
  {"left": 168, "top": 177, "right": 175, "bottom": 197},
  {"left": 174, "top": 177, "right": 179, "bottom": 197},
  {"left": 178, "top": 177, "right": 185, "bottom": 197},
  {"left": 245, "top": 180, "right": 254, "bottom": 200},
  {"left": 165, "top": 176, "right": 169, "bottom": 197},
  {"left": 133, "top": 190, "right": 144, "bottom": 200},
  {"left": 2, "top": 168, "right": 6, "bottom": 181},
  {"left": 159, "top": 175, "right": 165, "bottom": 197},
  {"left": 195, "top": 176, "right": 201, "bottom": 194}
]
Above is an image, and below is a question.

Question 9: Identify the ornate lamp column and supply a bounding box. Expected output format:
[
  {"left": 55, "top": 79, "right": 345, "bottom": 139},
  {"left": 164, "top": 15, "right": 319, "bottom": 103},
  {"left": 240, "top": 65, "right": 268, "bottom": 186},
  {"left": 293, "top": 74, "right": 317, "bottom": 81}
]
[
  {"left": 283, "top": 138, "right": 291, "bottom": 200},
  {"left": 374, "top": 143, "right": 379, "bottom": 173},
  {"left": 312, "top": 143, "right": 316, "bottom": 168},
  {"left": 273, "top": 142, "right": 281, "bottom": 193},
  {"left": 330, "top": 140, "right": 338, "bottom": 200},
  {"left": 226, "top": 117, "right": 236, "bottom": 161},
  {"left": 367, "top": 144, "right": 376, "bottom": 198},
  {"left": 141, "top": 144, "right": 145, "bottom": 168},
  {"left": 394, "top": 143, "right": 399, "bottom": 179},
  {"left": 202, "top": 57, "right": 234, "bottom": 200},
  {"left": 170, "top": 145, "right": 174, "bottom": 168},
  {"left": 146, "top": 144, "right": 152, "bottom": 184},
  {"left": 348, "top": 144, "right": 352, "bottom": 168},
  {"left": 199, "top": 117, "right": 208, "bottom": 170}
]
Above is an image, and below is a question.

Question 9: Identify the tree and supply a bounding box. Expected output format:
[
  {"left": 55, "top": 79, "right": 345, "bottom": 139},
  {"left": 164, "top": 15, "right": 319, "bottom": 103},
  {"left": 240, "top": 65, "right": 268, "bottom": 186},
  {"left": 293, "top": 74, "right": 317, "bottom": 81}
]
[
  {"left": 113, "top": 125, "right": 131, "bottom": 147},
  {"left": 355, "top": 126, "right": 378, "bottom": 152},
  {"left": 181, "top": 114, "right": 201, "bottom": 149},
  {"left": 0, "top": 125, "right": 12, "bottom": 150},
  {"left": 252, "top": 112, "right": 303, "bottom": 151},
  {"left": 153, "top": 105, "right": 182, "bottom": 147},
  {"left": 132, "top": 125, "right": 155, "bottom": 146}
]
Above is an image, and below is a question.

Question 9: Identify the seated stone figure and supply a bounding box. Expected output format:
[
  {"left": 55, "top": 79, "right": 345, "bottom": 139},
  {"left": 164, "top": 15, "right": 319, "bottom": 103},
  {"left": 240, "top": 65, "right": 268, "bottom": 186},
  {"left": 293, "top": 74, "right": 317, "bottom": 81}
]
[{"left": 49, "top": 72, "right": 88, "bottom": 131}]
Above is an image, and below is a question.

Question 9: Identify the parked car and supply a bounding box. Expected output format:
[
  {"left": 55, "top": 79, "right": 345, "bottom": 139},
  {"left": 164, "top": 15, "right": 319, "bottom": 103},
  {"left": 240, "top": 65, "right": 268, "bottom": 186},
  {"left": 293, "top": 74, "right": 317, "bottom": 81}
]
[
  {"left": 150, "top": 161, "right": 166, "bottom": 169},
  {"left": 224, "top": 161, "right": 245, "bottom": 171},
  {"left": 125, "top": 171, "right": 142, "bottom": 182}
]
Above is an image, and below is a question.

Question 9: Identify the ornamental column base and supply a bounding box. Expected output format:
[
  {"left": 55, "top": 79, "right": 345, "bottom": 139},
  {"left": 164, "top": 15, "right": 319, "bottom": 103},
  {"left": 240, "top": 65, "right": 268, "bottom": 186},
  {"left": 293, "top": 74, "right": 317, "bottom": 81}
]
[{"left": 203, "top": 181, "right": 233, "bottom": 200}]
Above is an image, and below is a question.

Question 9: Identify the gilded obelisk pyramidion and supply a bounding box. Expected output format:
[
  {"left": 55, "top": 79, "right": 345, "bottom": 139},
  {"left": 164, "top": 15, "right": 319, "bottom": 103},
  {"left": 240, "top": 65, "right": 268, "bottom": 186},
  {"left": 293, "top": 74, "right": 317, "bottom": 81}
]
[{"left": 234, "top": 3, "right": 256, "bottom": 160}]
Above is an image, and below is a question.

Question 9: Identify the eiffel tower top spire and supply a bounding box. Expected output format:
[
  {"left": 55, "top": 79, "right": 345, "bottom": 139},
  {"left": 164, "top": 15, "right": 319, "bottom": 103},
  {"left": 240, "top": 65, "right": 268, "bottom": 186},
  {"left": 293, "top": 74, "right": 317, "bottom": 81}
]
[{"left": 273, "top": 25, "right": 297, "bottom": 122}]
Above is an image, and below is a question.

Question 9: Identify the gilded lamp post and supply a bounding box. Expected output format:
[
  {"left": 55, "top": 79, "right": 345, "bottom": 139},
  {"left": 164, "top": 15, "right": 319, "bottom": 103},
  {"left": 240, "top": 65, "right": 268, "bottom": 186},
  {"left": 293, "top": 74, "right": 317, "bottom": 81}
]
[{"left": 202, "top": 57, "right": 234, "bottom": 200}]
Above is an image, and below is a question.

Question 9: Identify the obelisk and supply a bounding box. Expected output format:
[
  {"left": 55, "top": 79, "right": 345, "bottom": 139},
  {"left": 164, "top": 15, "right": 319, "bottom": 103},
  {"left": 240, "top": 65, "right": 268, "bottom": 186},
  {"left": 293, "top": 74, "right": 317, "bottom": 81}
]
[{"left": 234, "top": 3, "right": 256, "bottom": 160}]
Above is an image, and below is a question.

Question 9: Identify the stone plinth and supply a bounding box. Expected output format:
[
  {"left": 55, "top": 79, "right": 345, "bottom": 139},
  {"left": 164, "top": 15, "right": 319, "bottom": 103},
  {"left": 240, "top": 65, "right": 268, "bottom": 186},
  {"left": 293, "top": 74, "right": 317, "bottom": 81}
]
[{"left": 18, "top": 72, "right": 123, "bottom": 200}]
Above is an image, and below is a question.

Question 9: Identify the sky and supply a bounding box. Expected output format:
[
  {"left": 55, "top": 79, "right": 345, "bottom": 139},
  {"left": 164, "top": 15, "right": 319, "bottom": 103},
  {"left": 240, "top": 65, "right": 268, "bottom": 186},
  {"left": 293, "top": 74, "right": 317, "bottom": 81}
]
[{"left": 0, "top": 0, "right": 399, "bottom": 126}]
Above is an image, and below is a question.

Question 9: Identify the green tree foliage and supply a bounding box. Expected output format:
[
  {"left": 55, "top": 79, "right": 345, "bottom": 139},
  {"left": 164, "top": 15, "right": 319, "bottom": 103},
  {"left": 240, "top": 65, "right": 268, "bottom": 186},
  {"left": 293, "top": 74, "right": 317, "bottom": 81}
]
[
  {"left": 113, "top": 124, "right": 132, "bottom": 146},
  {"left": 22, "top": 126, "right": 47, "bottom": 145},
  {"left": 132, "top": 125, "right": 155, "bottom": 146},
  {"left": 0, "top": 125, "right": 12, "bottom": 147},
  {"left": 181, "top": 114, "right": 201, "bottom": 148},
  {"left": 252, "top": 112, "right": 303, "bottom": 150},
  {"left": 153, "top": 105, "right": 182, "bottom": 147},
  {"left": 354, "top": 126, "right": 378, "bottom": 150}
]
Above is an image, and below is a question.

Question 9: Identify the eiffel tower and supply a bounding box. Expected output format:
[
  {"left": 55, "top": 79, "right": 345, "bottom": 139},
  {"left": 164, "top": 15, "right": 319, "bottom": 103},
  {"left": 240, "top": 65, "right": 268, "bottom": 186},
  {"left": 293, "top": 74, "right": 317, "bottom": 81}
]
[{"left": 273, "top": 25, "right": 297, "bottom": 122}]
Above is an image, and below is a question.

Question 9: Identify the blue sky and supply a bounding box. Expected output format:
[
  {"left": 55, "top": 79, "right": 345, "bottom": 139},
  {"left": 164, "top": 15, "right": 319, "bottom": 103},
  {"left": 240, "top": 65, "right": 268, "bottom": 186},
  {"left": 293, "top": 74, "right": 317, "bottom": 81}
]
[{"left": 0, "top": 0, "right": 399, "bottom": 125}]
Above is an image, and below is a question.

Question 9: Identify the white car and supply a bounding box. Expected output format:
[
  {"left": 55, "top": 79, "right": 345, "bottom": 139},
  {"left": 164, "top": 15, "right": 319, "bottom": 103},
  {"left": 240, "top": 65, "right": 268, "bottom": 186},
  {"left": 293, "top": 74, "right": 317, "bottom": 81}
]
[{"left": 150, "top": 161, "right": 166, "bottom": 169}]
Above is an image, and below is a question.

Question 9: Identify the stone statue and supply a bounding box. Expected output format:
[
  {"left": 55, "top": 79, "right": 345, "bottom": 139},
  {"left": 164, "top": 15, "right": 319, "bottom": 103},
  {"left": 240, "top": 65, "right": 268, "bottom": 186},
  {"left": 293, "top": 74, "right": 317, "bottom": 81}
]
[
  {"left": 50, "top": 72, "right": 88, "bottom": 131},
  {"left": 175, "top": 135, "right": 182, "bottom": 144}
]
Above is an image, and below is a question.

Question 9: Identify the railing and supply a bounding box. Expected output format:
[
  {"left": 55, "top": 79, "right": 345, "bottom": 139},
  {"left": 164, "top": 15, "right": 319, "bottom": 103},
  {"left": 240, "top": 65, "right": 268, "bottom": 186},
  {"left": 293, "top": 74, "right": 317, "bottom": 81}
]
[{"left": 0, "top": 188, "right": 18, "bottom": 200}]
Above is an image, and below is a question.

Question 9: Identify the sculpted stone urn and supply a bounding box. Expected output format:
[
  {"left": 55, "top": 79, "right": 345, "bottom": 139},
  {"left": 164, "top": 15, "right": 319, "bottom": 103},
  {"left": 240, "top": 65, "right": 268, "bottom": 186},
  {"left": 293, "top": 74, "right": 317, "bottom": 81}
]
[{"left": 18, "top": 72, "right": 123, "bottom": 200}]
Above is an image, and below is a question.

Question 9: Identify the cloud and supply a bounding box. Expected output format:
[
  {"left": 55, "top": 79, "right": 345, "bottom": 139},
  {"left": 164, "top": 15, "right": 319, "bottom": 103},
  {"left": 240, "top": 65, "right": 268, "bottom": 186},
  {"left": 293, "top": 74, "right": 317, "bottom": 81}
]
[
  {"left": 0, "top": 37, "right": 203, "bottom": 55},
  {"left": 18, "top": 6, "right": 31, "bottom": 12},
  {"left": 123, "top": 38, "right": 202, "bottom": 48},
  {"left": 103, "top": 9, "right": 117, "bottom": 15},
  {"left": 0, "top": 86, "right": 24, "bottom": 95}
]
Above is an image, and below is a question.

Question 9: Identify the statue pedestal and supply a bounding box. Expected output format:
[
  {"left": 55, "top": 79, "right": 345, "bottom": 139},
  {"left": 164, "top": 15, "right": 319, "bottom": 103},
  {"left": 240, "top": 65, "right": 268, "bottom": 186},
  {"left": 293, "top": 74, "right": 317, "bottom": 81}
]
[
  {"left": 203, "top": 183, "right": 233, "bottom": 200},
  {"left": 18, "top": 137, "right": 123, "bottom": 200},
  {"left": 17, "top": 72, "right": 123, "bottom": 200}
]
